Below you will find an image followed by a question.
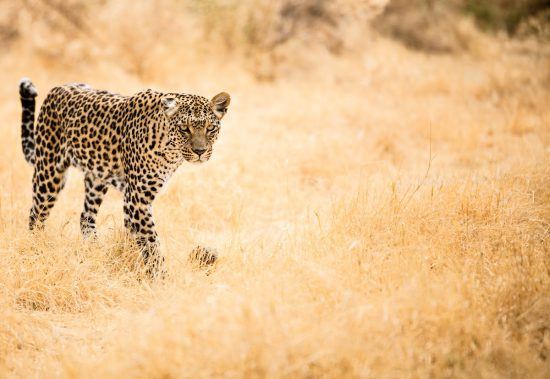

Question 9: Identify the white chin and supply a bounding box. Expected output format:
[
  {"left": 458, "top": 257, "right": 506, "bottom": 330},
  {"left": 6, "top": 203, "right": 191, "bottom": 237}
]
[{"left": 185, "top": 154, "right": 208, "bottom": 164}]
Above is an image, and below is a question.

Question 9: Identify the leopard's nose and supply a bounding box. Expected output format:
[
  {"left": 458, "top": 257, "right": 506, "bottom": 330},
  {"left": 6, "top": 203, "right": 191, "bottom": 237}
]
[{"left": 192, "top": 148, "right": 206, "bottom": 156}]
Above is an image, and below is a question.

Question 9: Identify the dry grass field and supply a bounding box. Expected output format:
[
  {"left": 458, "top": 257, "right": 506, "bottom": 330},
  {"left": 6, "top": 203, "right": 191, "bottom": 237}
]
[{"left": 0, "top": 1, "right": 549, "bottom": 377}]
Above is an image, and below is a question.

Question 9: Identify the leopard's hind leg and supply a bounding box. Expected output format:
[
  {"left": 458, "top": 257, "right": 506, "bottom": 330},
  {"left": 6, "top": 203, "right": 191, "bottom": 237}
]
[
  {"left": 28, "top": 95, "right": 69, "bottom": 231},
  {"left": 29, "top": 161, "right": 68, "bottom": 230},
  {"left": 80, "top": 173, "right": 108, "bottom": 237}
]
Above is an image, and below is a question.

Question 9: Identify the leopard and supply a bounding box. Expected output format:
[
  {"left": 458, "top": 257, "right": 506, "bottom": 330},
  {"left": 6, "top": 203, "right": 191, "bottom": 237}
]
[{"left": 18, "top": 77, "right": 230, "bottom": 277}]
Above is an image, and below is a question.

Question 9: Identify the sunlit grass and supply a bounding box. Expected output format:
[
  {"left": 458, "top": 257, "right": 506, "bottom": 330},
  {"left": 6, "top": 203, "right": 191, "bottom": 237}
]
[{"left": 0, "top": 1, "right": 548, "bottom": 377}]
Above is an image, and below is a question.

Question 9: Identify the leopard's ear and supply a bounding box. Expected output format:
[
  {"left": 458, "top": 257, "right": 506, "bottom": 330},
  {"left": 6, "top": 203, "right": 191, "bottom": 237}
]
[
  {"left": 211, "top": 92, "right": 230, "bottom": 119},
  {"left": 162, "top": 96, "right": 179, "bottom": 117}
]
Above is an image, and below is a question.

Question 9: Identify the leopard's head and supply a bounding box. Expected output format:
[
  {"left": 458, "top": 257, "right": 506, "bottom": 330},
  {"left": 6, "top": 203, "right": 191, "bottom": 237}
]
[{"left": 163, "top": 92, "right": 230, "bottom": 163}]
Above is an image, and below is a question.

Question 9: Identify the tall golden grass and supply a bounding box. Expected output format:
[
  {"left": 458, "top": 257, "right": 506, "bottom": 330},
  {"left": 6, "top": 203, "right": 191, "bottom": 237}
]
[{"left": 0, "top": 1, "right": 549, "bottom": 377}]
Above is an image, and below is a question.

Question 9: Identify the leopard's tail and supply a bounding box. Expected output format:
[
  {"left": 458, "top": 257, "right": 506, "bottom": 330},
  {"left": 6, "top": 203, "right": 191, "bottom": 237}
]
[{"left": 19, "top": 77, "right": 38, "bottom": 165}]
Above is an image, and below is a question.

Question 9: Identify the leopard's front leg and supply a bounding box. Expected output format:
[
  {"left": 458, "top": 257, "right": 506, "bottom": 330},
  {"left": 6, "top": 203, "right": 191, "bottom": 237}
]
[{"left": 123, "top": 180, "right": 165, "bottom": 277}]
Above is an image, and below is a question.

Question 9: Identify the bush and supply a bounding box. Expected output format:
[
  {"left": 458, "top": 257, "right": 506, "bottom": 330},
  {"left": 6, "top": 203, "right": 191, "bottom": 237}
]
[
  {"left": 463, "top": 0, "right": 549, "bottom": 34},
  {"left": 373, "top": 0, "right": 549, "bottom": 53}
]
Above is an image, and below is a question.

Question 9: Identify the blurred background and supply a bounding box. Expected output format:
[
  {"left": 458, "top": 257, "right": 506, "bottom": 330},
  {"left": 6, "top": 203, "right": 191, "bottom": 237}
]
[
  {"left": 0, "top": 1, "right": 549, "bottom": 377},
  {"left": 1, "top": 0, "right": 548, "bottom": 81}
]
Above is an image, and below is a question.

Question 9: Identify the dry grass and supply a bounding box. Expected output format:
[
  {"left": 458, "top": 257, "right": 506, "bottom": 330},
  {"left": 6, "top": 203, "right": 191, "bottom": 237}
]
[{"left": 0, "top": 1, "right": 549, "bottom": 377}]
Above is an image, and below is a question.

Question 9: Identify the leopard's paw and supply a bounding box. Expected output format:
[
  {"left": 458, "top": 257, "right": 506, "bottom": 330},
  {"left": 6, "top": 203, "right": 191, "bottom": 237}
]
[{"left": 189, "top": 245, "right": 218, "bottom": 268}]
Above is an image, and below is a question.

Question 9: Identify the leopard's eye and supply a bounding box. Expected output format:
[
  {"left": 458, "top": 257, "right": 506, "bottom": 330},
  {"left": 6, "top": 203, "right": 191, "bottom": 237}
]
[
  {"left": 207, "top": 122, "right": 218, "bottom": 132},
  {"left": 181, "top": 125, "right": 190, "bottom": 133}
]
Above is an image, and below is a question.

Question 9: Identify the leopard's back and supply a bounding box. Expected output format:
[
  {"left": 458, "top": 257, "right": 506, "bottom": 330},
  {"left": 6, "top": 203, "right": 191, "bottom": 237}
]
[{"left": 37, "top": 84, "right": 128, "bottom": 178}]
